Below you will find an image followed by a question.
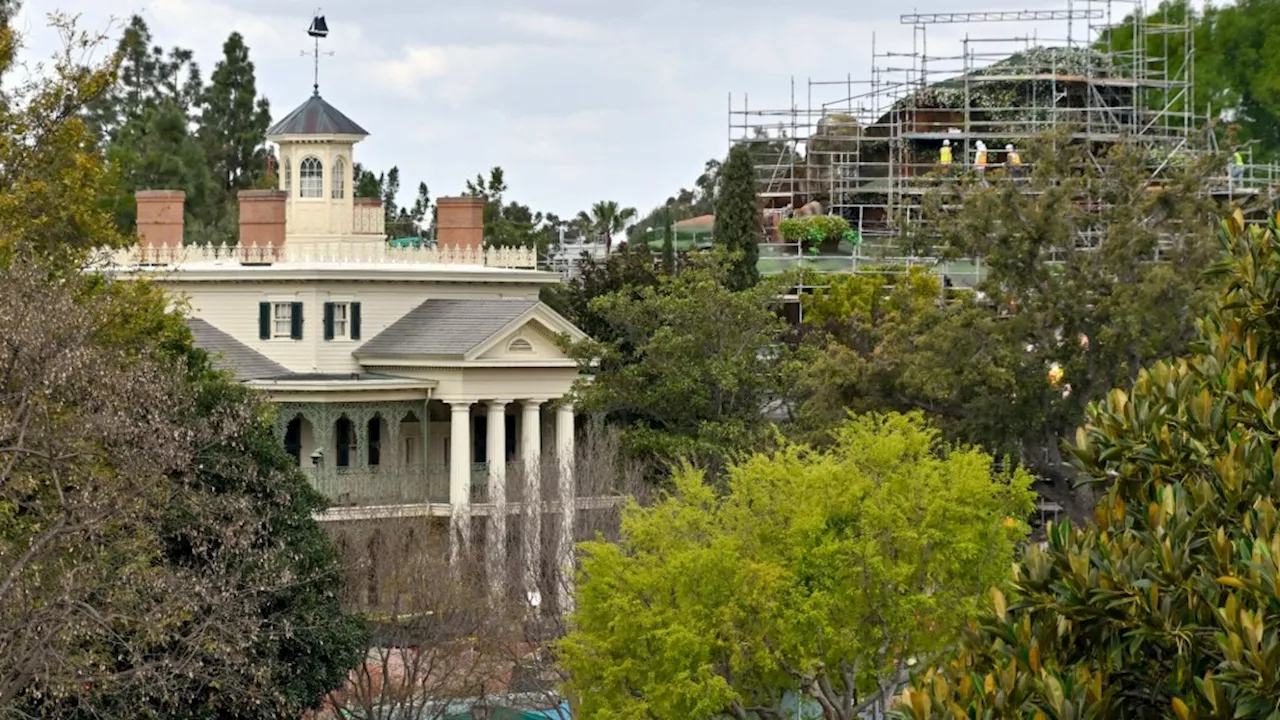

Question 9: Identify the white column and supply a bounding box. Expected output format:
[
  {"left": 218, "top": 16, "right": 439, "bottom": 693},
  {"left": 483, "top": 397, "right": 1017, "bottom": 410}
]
[
  {"left": 555, "top": 401, "right": 576, "bottom": 614},
  {"left": 449, "top": 401, "right": 472, "bottom": 565},
  {"left": 521, "top": 399, "right": 543, "bottom": 607},
  {"left": 486, "top": 400, "right": 509, "bottom": 599}
]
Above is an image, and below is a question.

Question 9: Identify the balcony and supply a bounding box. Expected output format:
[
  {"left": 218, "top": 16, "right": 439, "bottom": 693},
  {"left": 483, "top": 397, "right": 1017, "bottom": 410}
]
[{"left": 303, "top": 463, "right": 491, "bottom": 507}]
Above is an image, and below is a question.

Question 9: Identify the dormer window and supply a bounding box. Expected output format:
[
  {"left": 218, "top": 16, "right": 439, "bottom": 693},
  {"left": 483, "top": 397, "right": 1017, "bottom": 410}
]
[
  {"left": 299, "top": 156, "right": 323, "bottom": 198},
  {"left": 332, "top": 157, "right": 346, "bottom": 199}
]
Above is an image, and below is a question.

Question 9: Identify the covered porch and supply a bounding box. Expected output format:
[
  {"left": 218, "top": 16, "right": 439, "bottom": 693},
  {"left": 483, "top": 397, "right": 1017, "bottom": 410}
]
[{"left": 272, "top": 397, "right": 573, "bottom": 513}]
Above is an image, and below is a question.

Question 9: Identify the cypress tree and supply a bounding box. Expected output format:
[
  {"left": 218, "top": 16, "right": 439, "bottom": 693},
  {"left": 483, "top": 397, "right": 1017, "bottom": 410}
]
[
  {"left": 712, "top": 144, "right": 760, "bottom": 290},
  {"left": 661, "top": 207, "right": 676, "bottom": 274}
]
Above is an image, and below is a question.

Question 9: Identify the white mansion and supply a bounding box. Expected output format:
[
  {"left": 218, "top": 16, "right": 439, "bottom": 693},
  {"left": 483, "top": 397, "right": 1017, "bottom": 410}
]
[{"left": 108, "top": 90, "right": 594, "bottom": 611}]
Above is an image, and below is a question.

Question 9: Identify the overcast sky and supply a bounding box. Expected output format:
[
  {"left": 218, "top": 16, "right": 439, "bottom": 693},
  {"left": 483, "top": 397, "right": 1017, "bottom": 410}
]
[{"left": 20, "top": 0, "right": 1208, "bottom": 218}]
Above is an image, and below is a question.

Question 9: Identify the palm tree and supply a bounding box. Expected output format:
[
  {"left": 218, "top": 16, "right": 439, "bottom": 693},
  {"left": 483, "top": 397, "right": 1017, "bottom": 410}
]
[{"left": 575, "top": 200, "right": 638, "bottom": 255}]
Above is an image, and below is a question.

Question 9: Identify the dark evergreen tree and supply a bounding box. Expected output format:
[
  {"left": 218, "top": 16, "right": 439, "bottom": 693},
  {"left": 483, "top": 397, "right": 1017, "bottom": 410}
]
[
  {"left": 712, "top": 144, "right": 760, "bottom": 290},
  {"left": 661, "top": 206, "right": 676, "bottom": 274},
  {"left": 104, "top": 99, "right": 218, "bottom": 233},
  {"left": 199, "top": 32, "right": 271, "bottom": 194},
  {"left": 352, "top": 162, "right": 383, "bottom": 198},
  {"left": 86, "top": 16, "right": 203, "bottom": 144}
]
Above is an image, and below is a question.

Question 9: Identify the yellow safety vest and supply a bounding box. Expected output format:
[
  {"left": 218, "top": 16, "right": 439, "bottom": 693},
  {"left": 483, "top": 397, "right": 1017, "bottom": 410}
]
[
  {"left": 940, "top": 146, "right": 952, "bottom": 164},
  {"left": 976, "top": 151, "right": 987, "bottom": 167},
  {"left": 1008, "top": 152, "right": 1021, "bottom": 166}
]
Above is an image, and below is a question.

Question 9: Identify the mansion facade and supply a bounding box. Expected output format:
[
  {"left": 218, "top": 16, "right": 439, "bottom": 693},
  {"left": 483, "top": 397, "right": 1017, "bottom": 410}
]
[{"left": 109, "top": 90, "right": 597, "bottom": 613}]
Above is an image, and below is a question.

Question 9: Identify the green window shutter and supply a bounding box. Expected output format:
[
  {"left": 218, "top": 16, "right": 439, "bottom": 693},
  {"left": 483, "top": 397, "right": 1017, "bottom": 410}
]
[
  {"left": 323, "top": 302, "right": 335, "bottom": 340},
  {"left": 290, "top": 302, "right": 304, "bottom": 340},
  {"left": 350, "top": 302, "right": 362, "bottom": 340},
  {"left": 259, "top": 302, "right": 271, "bottom": 340}
]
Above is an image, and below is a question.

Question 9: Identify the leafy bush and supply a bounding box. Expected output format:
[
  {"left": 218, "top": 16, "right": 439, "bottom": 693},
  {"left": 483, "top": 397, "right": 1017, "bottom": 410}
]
[{"left": 778, "top": 214, "right": 850, "bottom": 244}]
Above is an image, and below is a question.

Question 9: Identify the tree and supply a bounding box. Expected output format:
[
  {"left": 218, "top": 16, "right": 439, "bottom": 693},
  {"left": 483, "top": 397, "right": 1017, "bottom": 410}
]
[
  {"left": 563, "top": 253, "right": 793, "bottom": 470},
  {"left": 0, "top": 14, "right": 126, "bottom": 264},
  {"left": 661, "top": 205, "right": 677, "bottom": 274},
  {"left": 794, "top": 132, "right": 1224, "bottom": 519},
  {"left": 0, "top": 19, "right": 365, "bottom": 716},
  {"left": 353, "top": 161, "right": 382, "bottom": 198},
  {"left": 560, "top": 412, "right": 1035, "bottom": 720},
  {"left": 199, "top": 32, "right": 271, "bottom": 194},
  {"left": 713, "top": 144, "right": 761, "bottom": 291},
  {"left": 462, "top": 166, "right": 560, "bottom": 250},
  {"left": 540, "top": 245, "right": 663, "bottom": 344},
  {"left": 322, "top": 422, "right": 644, "bottom": 720},
  {"left": 103, "top": 99, "right": 218, "bottom": 232},
  {"left": 84, "top": 15, "right": 204, "bottom": 142},
  {"left": 575, "top": 200, "right": 638, "bottom": 256},
  {"left": 897, "top": 212, "right": 1280, "bottom": 719}
]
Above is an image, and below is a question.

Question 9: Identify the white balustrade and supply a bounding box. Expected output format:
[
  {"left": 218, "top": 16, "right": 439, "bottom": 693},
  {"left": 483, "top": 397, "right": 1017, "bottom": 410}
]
[{"left": 96, "top": 241, "right": 538, "bottom": 269}]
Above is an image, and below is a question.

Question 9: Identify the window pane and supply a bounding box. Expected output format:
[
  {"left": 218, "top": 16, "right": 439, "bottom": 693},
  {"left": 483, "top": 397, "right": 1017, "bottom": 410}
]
[
  {"left": 332, "top": 159, "right": 346, "bottom": 199},
  {"left": 333, "top": 303, "right": 348, "bottom": 337},
  {"left": 273, "top": 303, "right": 292, "bottom": 337},
  {"left": 300, "top": 157, "right": 323, "bottom": 198}
]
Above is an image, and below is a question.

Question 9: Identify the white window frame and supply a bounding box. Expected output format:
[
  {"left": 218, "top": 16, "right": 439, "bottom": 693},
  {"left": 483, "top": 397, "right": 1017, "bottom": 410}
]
[
  {"left": 299, "top": 156, "right": 323, "bottom": 198},
  {"left": 332, "top": 157, "right": 346, "bottom": 199},
  {"left": 332, "top": 301, "right": 350, "bottom": 339},
  {"left": 272, "top": 302, "right": 293, "bottom": 338}
]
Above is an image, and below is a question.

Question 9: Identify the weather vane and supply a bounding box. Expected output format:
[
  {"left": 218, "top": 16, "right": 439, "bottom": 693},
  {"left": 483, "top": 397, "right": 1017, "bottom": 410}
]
[{"left": 301, "top": 9, "right": 332, "bottom": 96}]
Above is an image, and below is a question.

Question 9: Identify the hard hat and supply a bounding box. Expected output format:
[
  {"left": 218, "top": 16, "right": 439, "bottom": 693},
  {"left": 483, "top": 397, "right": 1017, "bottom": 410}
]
[
  {"left": 943, "top": 139, "right": 950, "bottom": 146},
  {"left": 1006, "top": 144, "right": 1014, "bottom": 151}
]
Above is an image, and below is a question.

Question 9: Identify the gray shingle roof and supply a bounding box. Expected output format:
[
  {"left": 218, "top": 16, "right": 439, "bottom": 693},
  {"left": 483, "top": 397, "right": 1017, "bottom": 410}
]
[
  {"left": 356, "top": 299, "right": 539, "bottom": 358},
  {"left": 265, "top": 92, "right": 368, "bottom": 137},
  {"left": 187, "top": 318, "right": 291, "bottom": 381}
]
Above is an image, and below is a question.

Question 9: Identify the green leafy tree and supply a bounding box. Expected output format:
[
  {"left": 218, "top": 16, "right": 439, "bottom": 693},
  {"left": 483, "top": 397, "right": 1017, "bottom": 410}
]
[
  {"left": 896, "top": 212, "right": 1280, "bottom": 720},
  {"left": 199, "top": 32, "right": 271, "bottom": 194},
  {"left": 563, "top": 253, "right": 792, "bottom": 469},
  {"left": 561, "top": 412, "right": 1035, "bottom": 720},
  {"left": 713, "top": 143, "right": 761, "bottom": 290},
  {"left": 796, "top": 132, "right": 1223, "bottom": 519},
  {"left": 0, "top": 14, "right": 124, "bottom": 264},
  {"left": 540, "top": 247, "right": 662, "bottom": 344}
]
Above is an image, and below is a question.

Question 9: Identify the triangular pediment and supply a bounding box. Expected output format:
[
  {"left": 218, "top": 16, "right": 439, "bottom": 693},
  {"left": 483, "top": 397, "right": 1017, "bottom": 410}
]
[{"left": 465, "top": 303, "right": 587, "bottom": 362}]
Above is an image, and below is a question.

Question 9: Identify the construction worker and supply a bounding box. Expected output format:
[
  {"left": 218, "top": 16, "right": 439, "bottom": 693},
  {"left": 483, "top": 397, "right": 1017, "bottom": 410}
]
[
  {"left": 939, "top": 139, "right": 953, "bottom": 166},
  {"left": 1006, "top": 143, "right": 1022, "bottom": 178},
  {"left": 974, "top": 140, "right": 988, "bottom": 182},
  {"left": 1231, "top": 148, "right": 1245, "bottom": 182}
]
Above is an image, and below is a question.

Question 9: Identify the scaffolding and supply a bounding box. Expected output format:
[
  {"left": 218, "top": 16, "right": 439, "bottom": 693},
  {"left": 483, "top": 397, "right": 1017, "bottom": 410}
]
[{"left": 727, "top": 0, "right": 1252, "bottom": 282}]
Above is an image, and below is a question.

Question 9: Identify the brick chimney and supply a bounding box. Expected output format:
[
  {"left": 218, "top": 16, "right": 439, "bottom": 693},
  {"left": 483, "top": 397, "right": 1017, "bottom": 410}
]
[
  {"left": 238, "top": 189, "right": 287, "bottom": 261},
  {"left": 436, "top": 196, "right": 485, "bottom": 254},
  {"left": 135, "top": 190, "right": 185, "bottom": 253}
]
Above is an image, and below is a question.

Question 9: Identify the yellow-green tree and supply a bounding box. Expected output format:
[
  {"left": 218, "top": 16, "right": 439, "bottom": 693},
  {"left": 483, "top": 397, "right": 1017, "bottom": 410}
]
[
  {"left": 0, "top": 14, "right": 125, "bottom": 263},
  {"left": 897, "top": 212, "right": 1280, "bottom": 719},
  {"left": 560, "top": 412, "right": 1034, "bottom": 719}
]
